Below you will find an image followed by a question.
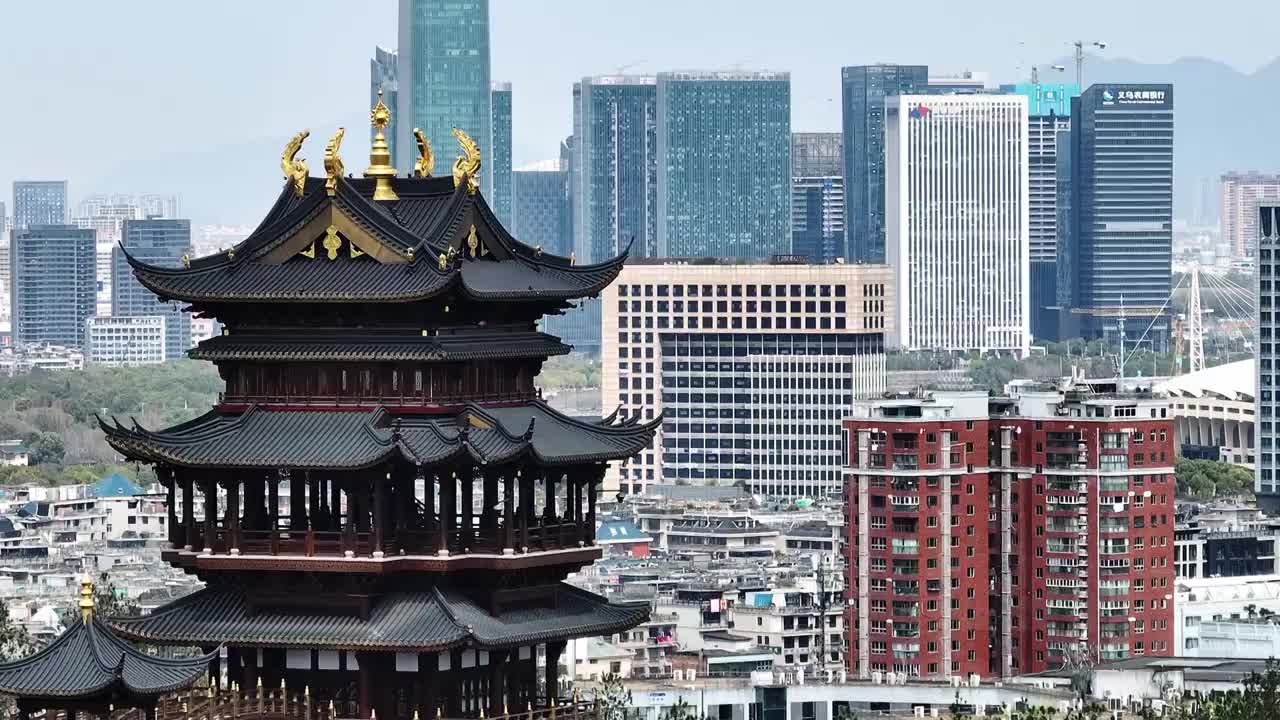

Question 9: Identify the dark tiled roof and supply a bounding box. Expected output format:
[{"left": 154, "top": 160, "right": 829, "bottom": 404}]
[
  {"left": 126, "top": 176, "right": 625, "bottom": 304},
  {"left": 109, "top": 584, "right": 648, "bottom": 652},
  {"left": 189, "top": 328, "right": 569, "bottom": 363},
  {"left": 100, "top": 401, "right": 659, "bottom": 470},
  {"left": 0, "top": 617, "right": 212, "bottom": 699}
]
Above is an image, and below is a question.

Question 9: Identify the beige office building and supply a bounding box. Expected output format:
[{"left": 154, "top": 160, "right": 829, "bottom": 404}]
[
  {"left": 601, "top": 259, "right": 893, "bottom": 498},
  {"left": 1222, "top": 172, "right": 1280, "bottom": 258}
]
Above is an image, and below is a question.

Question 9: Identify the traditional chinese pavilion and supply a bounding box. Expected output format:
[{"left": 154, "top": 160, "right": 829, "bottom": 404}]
[{"left": 98, "top": 96, "right": 655, "bottom": 719}]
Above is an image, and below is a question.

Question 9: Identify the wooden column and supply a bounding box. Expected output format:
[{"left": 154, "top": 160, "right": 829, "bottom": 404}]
[
  {"left": 202, "top": 475, "right": 216, "bottom": 551},
  {"left": 308, "top": 472, "right": 321, "bottom": 533},
  {"left": 226, "top": 478, "right": 241, "bottom": 552},
  {"left": 419, "top": 652, "right": 439, "bottom": 718},
  {"left": 544, "top": 471, "right": 557, "bottom": 522},
  {"left": 426, "top": 471, "right": 438, "bottom": 538},
  {"left": 586, "top": 471, "right": 598, "bottom": 545},
  {"left": 503, "top": 471, "right": 515, "bottom": 553},
  {"left": 439, "top": 470, "right": 454, "bottom": 555},
  {"left": 448, "top": 649, "right": 464, "bottom": 716},
  {"left": 181, "top": 473, "right": 195, "bottom": 549},
  {"left": 461, "top": 467, "right": 474, "bottom": 551},
  {"left": 372, "top": 471, "right": 386, "bottom": 556},
  {"left": 487, "top": 650, "right": 507, "bottom": 717},
  {"left": 290, "top": 470, "right": 307, "bottom": 531},
  {"left": 482, "top": 470, "right": 499, "bottom": 532},
  {"left": 546, "top": 640, "right": 565, "bottom": 704},
  {"left": 268, "top": 474, "right": 281, "bottom": 531},
  {"left": 520, "top": 471, "right": 531, "bottom": 551},
  {"left": 357, "top": 652, "right": 373, "bottom": 718},
  {"left": 328, "top": 477, "right": 341, "bottom": 531},
  {"left": 164, "top": 468, "right": 178, "bottom": 547},
  {"left": 394, "top": 466, "right": 412, "bottom": 552}
]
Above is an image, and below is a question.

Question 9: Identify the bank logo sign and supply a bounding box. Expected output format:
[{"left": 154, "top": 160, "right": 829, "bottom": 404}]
[{"left": 1101, "top": 87, "right": 1168, "bottom": 106}]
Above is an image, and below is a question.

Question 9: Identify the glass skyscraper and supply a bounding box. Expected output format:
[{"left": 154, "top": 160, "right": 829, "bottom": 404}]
[
  {"left": 370, "top": 46, "right": 399, "bottom": 164},
  {"left": 840, "top": 65, "right": 928, "bottom": 263},
  {"left": 395, "top": 0, "right": 490, "bottom": 176},
  {"left": 1000, "top": 82, "right": 1080, "bottom": 339},
  {"left": 512, "top": 167, "right": 568, "bottom": 256},
  {"left": 10, "top": 225, "right": 95, "bottom": 348},
  {"left": 791, "top": 133, "right": 844, "bottom": 263},
  {"left": 113, "top": 218, "right": 193, "bottom": 360},
  {"left": 12, "top": 181, "right": 68, "bottom": 230},
  {"left": 1067, "top": 84, "right": 1174, "bottom": 347},
  {"left": 490, "top": 82, "right": 513, "bottom": 225},
  {"left": 656, "top": 71, "right": 791, "bottom": 259},
  {"left": 574, "top": 76, "right": 658, "bottom": 263}
]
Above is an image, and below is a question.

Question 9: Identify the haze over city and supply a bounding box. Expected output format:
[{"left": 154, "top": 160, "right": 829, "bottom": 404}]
[{"left": 3, "top": 0, "right": 1279, "bottom": 225}]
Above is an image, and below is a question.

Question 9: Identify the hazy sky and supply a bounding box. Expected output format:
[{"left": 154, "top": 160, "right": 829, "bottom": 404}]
[{"left": 2, "top": 0, "right": 1278, "bottom": 225}]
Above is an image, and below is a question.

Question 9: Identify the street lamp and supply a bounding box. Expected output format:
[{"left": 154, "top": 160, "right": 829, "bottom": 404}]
[{"left": 1072, "top": 41, "right": 1108, "bottom": 86}]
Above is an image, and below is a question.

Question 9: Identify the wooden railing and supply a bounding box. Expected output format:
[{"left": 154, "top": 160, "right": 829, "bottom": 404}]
[
  {"left": 33, "top": 688, "right": 601, "bottom": 720},
  {"left": 175, "top": 520, "right": 590, "bottom": 559}
]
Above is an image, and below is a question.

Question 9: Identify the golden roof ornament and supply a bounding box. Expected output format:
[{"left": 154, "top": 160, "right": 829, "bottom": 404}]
[
  {"left": 324, "top": 127, "right": 345, "bottom": 197},
  {"left": 451, "top": 127, "right": 481, "bottom": 195},
  {"left": 78, "top": 573, "right": 94, "bottom": 624},
  {"left": 364, "top": 89, "right": 399, "bottom": 201},
  {"left": 413, "top": 128, "right": 435, "bottom": 178},
  {"left": 280, "top": 130, "right": 310, "bottom": 197}
]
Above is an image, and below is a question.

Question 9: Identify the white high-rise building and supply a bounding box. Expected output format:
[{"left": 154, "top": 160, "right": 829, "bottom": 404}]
[
  {"left": 885, "top": 94, "right": 1030, "bottom": 355},
  {"left": 1257, "top": 203, "right": 1280, "bottom": 505}
]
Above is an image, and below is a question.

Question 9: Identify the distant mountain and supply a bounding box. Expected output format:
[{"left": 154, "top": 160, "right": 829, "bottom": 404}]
[{"left": 1074, "top": 55, "right": 1280, "bottom": 222}]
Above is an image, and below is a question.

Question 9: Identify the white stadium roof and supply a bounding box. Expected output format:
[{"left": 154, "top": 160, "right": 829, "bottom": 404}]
[{"left": 1155, "top": 359, "right": 1254, "bottom": 402}]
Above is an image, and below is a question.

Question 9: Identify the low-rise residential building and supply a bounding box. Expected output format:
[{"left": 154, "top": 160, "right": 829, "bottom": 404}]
[
  {"left": 596, "top": 519, "right": 653, "bottom": 559},
  {"left": 730, "top": 575, "right": 845, "bottom": 672},
  {"left": 1174, "top": 574, "right": 1280, "bottom": 655},
  {"left": 564, "top": 637, "right": 633, "bottom": 681},
  {"left": 665, "top": 512, "right": 779, "bottom": 559},
  {"left": 0, "top": 441, "right": 28, "bottom": 467},
  {"left": 0, "top": 343, "right": 84, "bottom": 376}
]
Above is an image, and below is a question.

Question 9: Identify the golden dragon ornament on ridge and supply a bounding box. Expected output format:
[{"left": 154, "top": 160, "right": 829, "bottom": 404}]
[
  {"left": 323, "top": 127, "right": 345, "bottom": 197},
  {"left": 280, "top": 130, "right": 310, "bottom": 197},
  {"left": 451, "top": 127, "right": 481, "bottom": 195},
  {"left": 413, "top": 128, "right": 434, "bottom": 178}
]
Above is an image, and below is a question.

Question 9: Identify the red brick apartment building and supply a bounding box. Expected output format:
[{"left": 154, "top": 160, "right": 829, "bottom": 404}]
[{"left": 842, "top": 378, "right": 1176, "bottom": 680}]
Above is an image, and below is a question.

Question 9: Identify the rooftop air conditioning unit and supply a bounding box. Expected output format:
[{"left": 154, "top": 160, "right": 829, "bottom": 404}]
[
  {"left": 950, "top": 675, "right": 962, "bottom": 688},
  {"left": 673, "top": 670, "right": 684, "bottom": 681},
  {"left": 872, "top": 671, "right": 884, "bottom": 685}
]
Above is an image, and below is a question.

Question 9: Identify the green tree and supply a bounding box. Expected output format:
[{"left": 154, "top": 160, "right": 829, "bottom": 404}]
[
  {"left": 24, "top": 432, "right": 64, "bottom": 465},
  {"left": 92, "top": 572, "right": 142, "bottom": 618},
  {"left": 660, "top": 698, "right": 699, "bottom": 720},
  {"left": 593, "top": 673, "right": 634, "bottom": 720},
  {"left": 0, "top": 602, "right": 33, "bottom": 720},
  {"left": 1176, "top": 459, "right": 1254, "bottom": 499}
]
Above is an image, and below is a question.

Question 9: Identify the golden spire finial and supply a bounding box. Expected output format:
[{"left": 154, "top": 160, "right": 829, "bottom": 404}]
[
  {"left": 451, "top": 127, "right": 481, "bottom": 195},
  {"left": 413, "top": 128, "right": 435, "bottom": 178},
  {"left": 365, "top": 89, "right": 399, "bottom": 201},
  {"left": 78, "top": 573, "right": 94, "bottom": 623},
  {"left": 281, "top": 130, "right": 310, "bottom": 197},
  {"left": 324, "top": 127, "right": 345, "bottom": 197}
]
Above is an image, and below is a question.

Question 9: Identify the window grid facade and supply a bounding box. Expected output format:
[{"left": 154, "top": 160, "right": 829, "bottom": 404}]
[
  {"left": 113, "top": 218, "right": 192, "bottom": 360},
  {"left": 12, "top": 181, "right": 67, "bottom": 231},
  {"left": 601, "top": 262, "right": 893, "bottom": 499},
  {"left": 1257, "top": 203, "right": 1280, "bottom": 500},
  {"left": 85, "top": 315, "right": 166, "bottom": 367},
  {"left": 886, "top": 94, "right": 1030, "bottom": 354},
  {"left": 490, "top": 82, "right": 513, "bottom": 225},
  {"left": 656, "top": 72, "right": 791, "bottom": 259},
  {"left": 10, "top": 225, "right": 96, "bottom": 349}
]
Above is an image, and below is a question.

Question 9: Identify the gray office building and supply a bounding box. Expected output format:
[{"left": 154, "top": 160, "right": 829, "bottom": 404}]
[
  {"left": 791, "top": 133, "right": 844, "bottom": 263},
  {"left": 370, "top": 46, "right": 399, "bottom": 164},
  {"left": 395, "top": 0, "right": 490, "bottom": 175},
  {"left": 113, "top": 218, "right": 192, "bottom": 360},
  {"left": 840, "top": 65, "right": 928, "bottom": 263},
  {"left": 1258, "top": 203, "right": 1280, "bottom": 506},
  {"left": 490, "top": 82, "right": 513, "bottom": 225},
  {"left": 573, "top": 76, "right": 658, "bottom": 263},
  {"left": 13, "top": 181, "right": 68, "bottom": 231},
  {"left": 10, "top": 225, "right": 95, "bottom": 348},
  {"left": 512, "top": 167, "right": 569, "bottom": 257},
  {"left": 656, "top": 71, "right": 791, "bottom": 259},
  {"left": 1065, "top": 84, "right": 1174, "bottom": 347}
]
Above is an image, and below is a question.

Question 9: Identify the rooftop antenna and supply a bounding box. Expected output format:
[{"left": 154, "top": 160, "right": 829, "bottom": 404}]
[{"left": 1117, "top": 294, "right": 1127, "bottom": 390}]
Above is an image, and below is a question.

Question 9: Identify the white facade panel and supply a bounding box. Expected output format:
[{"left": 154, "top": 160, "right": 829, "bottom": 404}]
[{"left": 886, "top": 94, "right": 1030, "bottom": 355}]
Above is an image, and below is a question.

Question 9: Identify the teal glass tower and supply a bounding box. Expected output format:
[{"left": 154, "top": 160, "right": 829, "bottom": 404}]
[
  {"left": 395, "top": 0, "right": 490, "bottom": 175},
  {"left": 113, "top": 218, "right": 193, "bottom": 360},
  {"left": 574, "top": 76, "right": 658, "bottom": 263},
  {"left": 490, "top": 82, "right": 513, "bottom": 226},
  {"left": 656, "top": 71, "right": 791, "bottom": 259}
]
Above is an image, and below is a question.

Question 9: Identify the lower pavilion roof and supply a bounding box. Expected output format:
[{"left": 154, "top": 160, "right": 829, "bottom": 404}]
[
  {"left": 107, "top": 584, "right": 649, "bottom": 652},
  {"left": 0, "top": 616, "right": 214, "bottom": 700},
  {"left": 99, "top": 400, "right": 659, "bottom": 470}
]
